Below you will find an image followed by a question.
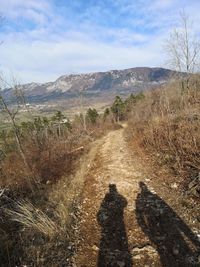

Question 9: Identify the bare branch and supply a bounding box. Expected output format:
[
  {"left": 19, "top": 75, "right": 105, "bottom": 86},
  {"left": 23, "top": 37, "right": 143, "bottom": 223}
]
[{"left": 165, "top": 11, "right": 200, "bottom": 74}]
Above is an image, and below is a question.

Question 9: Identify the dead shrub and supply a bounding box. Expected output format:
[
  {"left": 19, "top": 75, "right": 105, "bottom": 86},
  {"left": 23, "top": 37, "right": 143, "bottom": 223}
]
[{"left": 127, "top": 78, "right": 200, "bottom": 186}]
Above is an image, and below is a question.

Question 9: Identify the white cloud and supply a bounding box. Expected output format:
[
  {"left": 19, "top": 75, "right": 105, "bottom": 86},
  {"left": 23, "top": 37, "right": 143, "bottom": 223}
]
[
  {"left": 0, "top": 0, "right": 50, "bottom": 14},
  {"left": 0, "top": 0, "right": 200, "bottom": 83},
  {"left": 0, "top": 0, "right": 52, "bottom": 25},
  {"left": 0, "top": 31, "right": 164, "bottom": 83}
]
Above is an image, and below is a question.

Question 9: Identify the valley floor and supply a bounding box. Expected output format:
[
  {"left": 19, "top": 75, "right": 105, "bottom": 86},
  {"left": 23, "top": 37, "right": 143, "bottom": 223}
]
[{"left": 74, "top": 125, "right": 200, "bottom": 267}]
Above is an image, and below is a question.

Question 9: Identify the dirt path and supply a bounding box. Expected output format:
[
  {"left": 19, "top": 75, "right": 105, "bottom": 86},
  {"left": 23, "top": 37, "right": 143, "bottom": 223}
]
[{"left": 74, "top": 126, "right": 200, "bottom": 267}]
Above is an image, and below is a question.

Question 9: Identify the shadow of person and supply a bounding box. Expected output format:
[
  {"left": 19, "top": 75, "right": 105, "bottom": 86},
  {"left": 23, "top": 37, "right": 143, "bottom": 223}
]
[
  {"left": 136, "top": 182, "right": 200, "bottom": 267},
  {"left": 97, "top": 184, "right": 133, "bottom": 267}
]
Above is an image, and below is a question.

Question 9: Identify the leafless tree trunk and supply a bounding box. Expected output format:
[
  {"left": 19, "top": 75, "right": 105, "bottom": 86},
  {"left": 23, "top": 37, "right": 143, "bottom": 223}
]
[
  {"left": 0, "top": 77, "right": 33, "bottom": 185},
  {"left": 165, "top": 10, "right": 200, "bottom": 91}
]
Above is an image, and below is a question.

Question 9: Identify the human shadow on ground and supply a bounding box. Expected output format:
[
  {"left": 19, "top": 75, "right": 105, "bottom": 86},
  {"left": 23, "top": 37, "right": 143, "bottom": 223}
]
[
  {"left": 97, "top": 184, "right": 133, "bottom": 267},
  {"left": 136, "top": 182, "right": 200, "bottom": 267}
]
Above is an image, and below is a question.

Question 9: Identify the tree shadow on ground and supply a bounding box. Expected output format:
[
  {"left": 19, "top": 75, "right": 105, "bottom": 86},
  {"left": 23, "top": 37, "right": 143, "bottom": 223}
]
[
  {"left": 97, "top": 184, "right": 133, "bottom": 267},
  {"left": 136, "top": 182, "right": 200, "bottom": 267}
]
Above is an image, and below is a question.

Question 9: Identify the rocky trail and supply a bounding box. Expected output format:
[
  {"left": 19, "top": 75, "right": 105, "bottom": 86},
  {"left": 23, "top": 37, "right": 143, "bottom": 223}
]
[{"left": 74, "top": 126, "right": 200, "bottom": 267}]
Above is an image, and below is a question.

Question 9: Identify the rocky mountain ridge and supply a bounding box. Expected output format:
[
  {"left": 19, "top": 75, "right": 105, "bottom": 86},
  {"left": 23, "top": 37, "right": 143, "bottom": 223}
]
[{"left": 3, "top": 67, "right": 180, "bottom": 103}]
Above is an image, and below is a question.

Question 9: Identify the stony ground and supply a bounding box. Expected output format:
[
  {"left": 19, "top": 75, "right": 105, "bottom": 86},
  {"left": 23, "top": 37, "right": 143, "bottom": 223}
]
[{"left": 74, "top": 126, "right": 200, "bottom": 267}]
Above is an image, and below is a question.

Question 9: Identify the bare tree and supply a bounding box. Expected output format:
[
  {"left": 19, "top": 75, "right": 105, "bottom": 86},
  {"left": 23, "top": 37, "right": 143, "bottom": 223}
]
[
  {"left": 0, "top": 76, "right": 32, "bottom": 176},
  {"left": 165, "top": 10, "right": 200, "bottom": 89}
]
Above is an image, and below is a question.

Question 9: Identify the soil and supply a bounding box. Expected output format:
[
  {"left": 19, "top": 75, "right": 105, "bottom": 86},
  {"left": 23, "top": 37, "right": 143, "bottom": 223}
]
[{"left": 74, "top": 125, "right": 200, "bottom": 267}]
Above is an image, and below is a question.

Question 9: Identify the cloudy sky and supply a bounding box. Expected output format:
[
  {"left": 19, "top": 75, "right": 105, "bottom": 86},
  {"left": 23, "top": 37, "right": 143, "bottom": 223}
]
[{"left": 0, "top": 0, "right": 200, "bottom": 83}]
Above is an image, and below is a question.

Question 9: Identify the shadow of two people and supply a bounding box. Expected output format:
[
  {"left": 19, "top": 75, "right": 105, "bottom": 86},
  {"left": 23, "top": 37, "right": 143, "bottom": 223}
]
[{"left": 97, "top": 183, "right": 200, "bottom": 267}]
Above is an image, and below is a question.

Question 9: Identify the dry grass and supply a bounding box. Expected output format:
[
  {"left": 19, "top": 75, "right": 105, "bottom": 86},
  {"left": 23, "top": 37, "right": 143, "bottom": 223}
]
[
  {"left": 6, "top": 200, "right": 58, "bottom": 238},
  {"left": 127, "top": 77, "right": 200, "bottom": 187}
]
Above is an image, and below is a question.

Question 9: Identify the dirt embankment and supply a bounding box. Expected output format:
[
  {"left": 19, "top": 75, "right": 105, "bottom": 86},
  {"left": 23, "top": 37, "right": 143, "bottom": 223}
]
[{"left": 74, "top": 126, "right": 200, "bottom": 267}]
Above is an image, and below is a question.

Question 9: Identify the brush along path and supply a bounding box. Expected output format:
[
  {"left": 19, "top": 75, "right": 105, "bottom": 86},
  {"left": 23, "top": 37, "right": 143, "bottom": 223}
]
[{"left": 74, "top": 126, "right": 200, "bottom": 267}]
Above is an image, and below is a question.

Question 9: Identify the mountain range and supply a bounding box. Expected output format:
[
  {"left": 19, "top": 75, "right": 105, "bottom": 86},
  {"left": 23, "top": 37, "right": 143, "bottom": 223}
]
[{"left": 3, "top": 67, "right": 179, "bottom": 104}]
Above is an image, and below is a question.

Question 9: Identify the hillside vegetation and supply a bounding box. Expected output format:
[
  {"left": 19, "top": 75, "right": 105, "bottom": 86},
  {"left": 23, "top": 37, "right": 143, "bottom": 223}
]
[
  {"left": 126, "top": 76, "right": 200, "bottom": 194},
  {"left": 0, "top": 74, "right": 199, "bottom": 265},
  {"left": 0, "top": 99, "right": 119, "bottom": 266}
]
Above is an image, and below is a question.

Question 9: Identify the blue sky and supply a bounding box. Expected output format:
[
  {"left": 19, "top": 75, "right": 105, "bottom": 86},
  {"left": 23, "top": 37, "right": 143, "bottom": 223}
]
[{"left": 0, "top": 0, "right": 200, "bottom": 83}]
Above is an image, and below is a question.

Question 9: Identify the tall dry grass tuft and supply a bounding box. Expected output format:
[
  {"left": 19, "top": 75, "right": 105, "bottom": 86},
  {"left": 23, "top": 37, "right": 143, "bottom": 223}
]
[
  {"left": 127, "top": 77, "right": 200, "bottom": 186},
  {"left": 6, "top": 200, "right": 58, "bottom": 238}
]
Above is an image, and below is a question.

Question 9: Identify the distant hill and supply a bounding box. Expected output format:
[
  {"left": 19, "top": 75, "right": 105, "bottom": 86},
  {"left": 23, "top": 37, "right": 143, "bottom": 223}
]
[{"left": 3, "top": 67, "right": 181, "bottom": 103}]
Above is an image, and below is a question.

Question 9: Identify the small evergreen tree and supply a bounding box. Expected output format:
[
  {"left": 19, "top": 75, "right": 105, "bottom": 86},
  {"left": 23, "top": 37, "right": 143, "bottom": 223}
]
[
  {"left": 103, "top": 107, "right": 110, "bottom": 121},
  {"left": 111, "top": 96, "right": 125, "bottom": 122},
  {"left": 51, "top": 111, "right": 66, "bottom": 137},
  {"left": 52, "top": 111, "right": 65, "bottom": 123},
  {"left": 124, "top": 92, "right": 145, "bottom": 113},
  {"left": 86, "top": 108, "right": 99, "bottom": 124}
]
